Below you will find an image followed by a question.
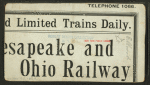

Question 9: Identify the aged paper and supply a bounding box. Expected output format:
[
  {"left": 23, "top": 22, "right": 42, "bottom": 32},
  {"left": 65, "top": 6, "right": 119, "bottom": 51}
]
[{"left": 4, "top": 3, "right": 145, "bottom": 82}]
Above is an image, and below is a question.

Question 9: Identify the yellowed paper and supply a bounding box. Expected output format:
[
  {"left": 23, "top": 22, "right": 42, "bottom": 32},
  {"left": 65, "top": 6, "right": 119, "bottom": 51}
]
[{"left": 4, "top": 3, "right": 145, "bottom": 82}]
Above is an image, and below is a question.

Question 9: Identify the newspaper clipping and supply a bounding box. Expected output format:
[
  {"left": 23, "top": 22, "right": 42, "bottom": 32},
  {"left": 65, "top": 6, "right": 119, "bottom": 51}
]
[{"left": 4, "top": 3, "right": 145, "bottom": 82}]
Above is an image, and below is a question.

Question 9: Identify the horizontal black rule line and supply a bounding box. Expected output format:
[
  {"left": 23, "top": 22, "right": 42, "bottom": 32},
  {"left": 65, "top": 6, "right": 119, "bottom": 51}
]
[
  {"left": 5, "top": 30, "right": 131, "bottom": 33},
  {"left": 5, "top": 31, "right": 131, "bottom": 34}
]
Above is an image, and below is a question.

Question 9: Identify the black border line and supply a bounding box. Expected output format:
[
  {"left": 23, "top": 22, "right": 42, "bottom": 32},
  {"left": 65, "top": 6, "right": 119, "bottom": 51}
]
[
  {"left": 5, "top": 30, "right": 131, "bottom": 34},
  {"left": 133, "top": 13, "right": 137, "bottom": 82},
  {"left": 5, "top": 10, "right": 137, "bottom": 16}
]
